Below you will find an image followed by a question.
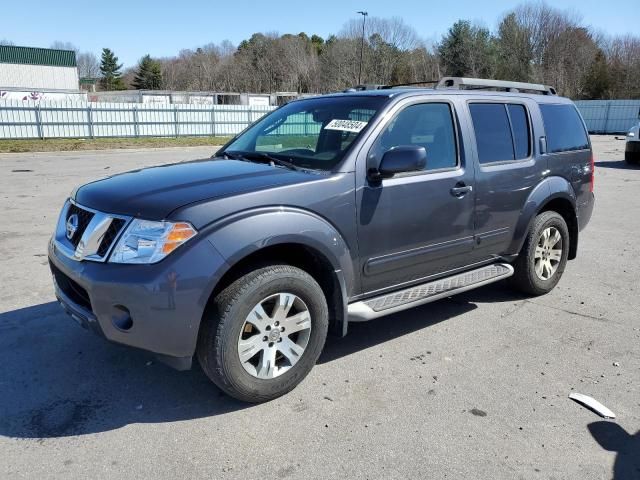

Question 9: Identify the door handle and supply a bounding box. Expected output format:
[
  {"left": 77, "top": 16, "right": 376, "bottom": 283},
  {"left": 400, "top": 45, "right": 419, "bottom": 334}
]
[{"left": 450, "top": 184, "right": 473, "bottom": 197}]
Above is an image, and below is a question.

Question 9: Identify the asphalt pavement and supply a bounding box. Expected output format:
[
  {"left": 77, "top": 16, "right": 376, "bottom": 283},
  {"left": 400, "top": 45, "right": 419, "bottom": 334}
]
[{"left": 0, "top": 138, "right": 638, "bottom": 479}]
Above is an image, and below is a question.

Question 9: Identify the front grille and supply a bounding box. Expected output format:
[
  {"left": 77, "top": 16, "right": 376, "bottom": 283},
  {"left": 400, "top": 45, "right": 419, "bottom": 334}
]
[
  {"left": 66, "top": 203, "right": 94, "bottom": 247},
  {"left": 50, "top": 261, "right": 92, "bottom": 312},
  {"left": 97, "top": 218, "right": 126, "bottom": 257}
]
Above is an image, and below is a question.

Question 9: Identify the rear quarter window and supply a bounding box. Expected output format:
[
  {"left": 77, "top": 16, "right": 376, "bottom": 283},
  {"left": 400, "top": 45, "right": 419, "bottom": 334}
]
[{"left": 539, "top": 104, "right": 589, "bottom": 153}]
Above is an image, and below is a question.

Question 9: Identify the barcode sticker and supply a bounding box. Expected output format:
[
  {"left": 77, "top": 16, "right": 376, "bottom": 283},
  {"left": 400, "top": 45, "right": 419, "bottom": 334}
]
[{"left": 324, "top": 119, "right": 368, "bottom": 133}]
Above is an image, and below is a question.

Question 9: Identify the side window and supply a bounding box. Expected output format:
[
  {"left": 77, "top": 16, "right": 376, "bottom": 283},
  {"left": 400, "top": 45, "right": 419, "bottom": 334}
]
[
  {"left": 539, "top": 104, "right": 589, "bottom": 153},
  {"left": 507, "top": 104, "right": 531, "bottom": 159},
  {"left": 469, "top": 104, "right": 514, "bottom": 163},
  {"left": 469, "top": 103, "right": 532, "bottom": 164},
  {"left": 371, "top": 103, "right": 457, "bottom": 171}
]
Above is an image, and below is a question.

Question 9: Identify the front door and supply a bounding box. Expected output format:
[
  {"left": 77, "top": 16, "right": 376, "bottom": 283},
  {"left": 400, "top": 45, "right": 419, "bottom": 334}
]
[{"left": 356, "top": 99, "right": 476, "bottom": 294}]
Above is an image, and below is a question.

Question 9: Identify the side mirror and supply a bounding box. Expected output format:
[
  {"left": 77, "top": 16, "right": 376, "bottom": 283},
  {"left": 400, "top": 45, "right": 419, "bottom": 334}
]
[{"left": 374, "top": 145, "right": 427, "bottom": 179}]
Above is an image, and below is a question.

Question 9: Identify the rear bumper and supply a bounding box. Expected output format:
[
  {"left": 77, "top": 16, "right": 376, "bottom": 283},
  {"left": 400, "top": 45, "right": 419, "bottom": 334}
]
[
  {"left": 626, "top": 141, "right": 640, "bottom": 162},
  {"left": 48, "top": 235, "right": 228, "bottom": 368}
]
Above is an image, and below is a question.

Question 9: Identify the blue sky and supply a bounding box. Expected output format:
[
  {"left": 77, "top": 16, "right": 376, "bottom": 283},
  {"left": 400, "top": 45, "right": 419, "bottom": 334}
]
[{"left": 2, "top": 0, "right": 637, "bottom": 67}]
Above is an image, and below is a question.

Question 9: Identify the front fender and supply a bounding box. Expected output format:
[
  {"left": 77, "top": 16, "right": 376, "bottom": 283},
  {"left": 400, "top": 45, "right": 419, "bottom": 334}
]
[
  {"left": 508, "top": 176, "right": 577, "bottom": 255},
  {"left": 202, "top": 206, "right": 355, "bottom": 296}
]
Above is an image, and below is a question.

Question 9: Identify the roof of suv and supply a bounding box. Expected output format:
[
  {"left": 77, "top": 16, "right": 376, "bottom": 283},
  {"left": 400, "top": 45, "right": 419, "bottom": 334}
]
[{"left": 317, "top": 88, "right": 574, "bottom": 104}]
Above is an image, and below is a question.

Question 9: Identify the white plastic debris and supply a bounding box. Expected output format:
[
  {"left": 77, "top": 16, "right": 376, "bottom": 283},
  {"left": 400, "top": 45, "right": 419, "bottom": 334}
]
[{"left": 569, "top": 393, "right": 616, "bottom": 419}]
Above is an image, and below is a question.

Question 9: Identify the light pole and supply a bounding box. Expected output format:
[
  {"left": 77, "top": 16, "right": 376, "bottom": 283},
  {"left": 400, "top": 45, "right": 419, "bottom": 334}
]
[{"left": 357, "top": 11, "right": 368, "bottom": 85}]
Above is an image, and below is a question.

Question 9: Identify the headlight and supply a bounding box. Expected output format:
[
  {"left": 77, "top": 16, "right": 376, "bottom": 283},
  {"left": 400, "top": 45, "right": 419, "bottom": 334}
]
[
  {"left": 109, "top": 219, "right": 197, "bottom": 264},
  {"left": 628, "top": 131, "right": 635, "bottom": 137}
]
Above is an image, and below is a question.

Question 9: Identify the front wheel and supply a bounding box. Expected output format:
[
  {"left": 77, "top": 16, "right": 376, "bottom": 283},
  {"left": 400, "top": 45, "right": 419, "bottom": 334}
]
[
  {"left": 511, "top": 211, "right": 570, "bottom": 296},
  {"left": 197, "top": 265, "right": 328, "bottom": 402}
]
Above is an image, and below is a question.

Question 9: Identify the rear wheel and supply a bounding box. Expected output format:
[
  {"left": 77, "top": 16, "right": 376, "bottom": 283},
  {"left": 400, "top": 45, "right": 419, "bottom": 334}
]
[
  {"left": 512, "top": 211, "right": 570, "bottom": 296},
  {"left": 197, "top": 265, "right": 328, "bottom": 402}
]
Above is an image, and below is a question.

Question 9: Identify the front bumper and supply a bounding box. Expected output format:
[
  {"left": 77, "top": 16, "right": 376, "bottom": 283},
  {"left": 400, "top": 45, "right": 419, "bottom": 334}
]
[
  {"left": 626, "top": 141, "right": 640, "bottom": 163},
  {"left": 48, "top": 235, "right": 228, "bottom": 369}
]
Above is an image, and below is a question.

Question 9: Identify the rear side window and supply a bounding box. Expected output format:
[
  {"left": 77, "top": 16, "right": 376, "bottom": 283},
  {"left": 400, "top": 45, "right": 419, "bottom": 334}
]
[
  {"left": 469, "top": 103, "right": 531, "bottom": 164},
  {"left": 539, "top": 104, "right": 589, "bottom": 153}
]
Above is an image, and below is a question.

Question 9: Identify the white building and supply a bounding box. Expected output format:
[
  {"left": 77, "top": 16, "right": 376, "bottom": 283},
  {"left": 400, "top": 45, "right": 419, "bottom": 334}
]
[{"left": 0, "top": 45, "right": 86, "bottom": 102}]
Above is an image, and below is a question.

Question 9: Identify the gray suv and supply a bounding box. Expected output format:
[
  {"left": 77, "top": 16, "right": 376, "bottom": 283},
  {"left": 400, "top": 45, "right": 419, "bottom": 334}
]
[{"left": 49, "top": 77, "right": 595, "bottom": 402}]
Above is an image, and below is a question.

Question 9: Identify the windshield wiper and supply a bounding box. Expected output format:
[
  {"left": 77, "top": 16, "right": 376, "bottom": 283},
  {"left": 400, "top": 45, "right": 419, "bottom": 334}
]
[{"left": 223, "top": 150, "right": 302, "bottom": 172}]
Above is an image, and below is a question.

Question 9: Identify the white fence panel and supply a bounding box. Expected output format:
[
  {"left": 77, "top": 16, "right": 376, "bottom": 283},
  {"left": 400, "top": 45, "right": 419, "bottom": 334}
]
[
  {"left": 137, "top": 104, "right": 176, "bottom": 137},
  {"left": 0, "top": 100, "right": 39, "bottom": 138},
  {"left": 6, "top": 98, "right": 640, "bottom": 140},
  {"left": 0, "top": 100, "right": 277, "bottom": 139},
  {"left": 92, "top": 103, "right": 137, "bottom": 138},
  {"left": 40, "top": 102, "right": 90, "bottom": 138},
  {"left": 575, "top": 100, "right": 640, "bottom": 134},
  {"left": 176, "top": 104, "right": 213, "bottom": 137}
]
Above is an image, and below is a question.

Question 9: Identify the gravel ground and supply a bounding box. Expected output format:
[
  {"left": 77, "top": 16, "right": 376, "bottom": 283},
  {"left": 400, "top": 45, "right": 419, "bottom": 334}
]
[{"left": 0, "top": 137, "right": 638, "bottom": 479}]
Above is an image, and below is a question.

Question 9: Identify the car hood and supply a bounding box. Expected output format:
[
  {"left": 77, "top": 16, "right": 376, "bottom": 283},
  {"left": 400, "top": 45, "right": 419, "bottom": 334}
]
[{"left": 73, "top": 158, "right": 318, "bottom": 219}]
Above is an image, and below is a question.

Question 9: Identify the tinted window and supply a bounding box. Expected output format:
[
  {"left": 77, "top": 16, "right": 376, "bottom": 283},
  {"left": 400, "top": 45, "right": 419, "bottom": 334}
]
[
  {"left": 371, "top": 103, "right": 457, "bottom": 171},
  {"left": 507, "top": 104, "right": 530, "bottom": 159},
  {"left": 540, "top": 104, "right": 589, "bottom": 153},
  {"left": 469, "top": 104, "right": 514, "bottom": 163}
]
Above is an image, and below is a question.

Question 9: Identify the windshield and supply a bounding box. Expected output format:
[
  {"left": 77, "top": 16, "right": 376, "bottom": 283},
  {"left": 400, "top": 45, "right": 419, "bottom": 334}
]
[{"left": 219, "top": 96, "right": 386, "bottom": 171}]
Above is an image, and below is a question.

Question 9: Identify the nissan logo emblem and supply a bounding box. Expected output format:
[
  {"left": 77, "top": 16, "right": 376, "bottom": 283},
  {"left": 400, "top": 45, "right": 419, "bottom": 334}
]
[{"left": 66, "top": 213, "right": 79, "bottom": 240}]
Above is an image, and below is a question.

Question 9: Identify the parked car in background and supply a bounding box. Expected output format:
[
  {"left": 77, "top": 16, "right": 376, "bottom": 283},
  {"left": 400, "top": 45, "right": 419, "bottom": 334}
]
[
  {"left": 48, "top": 77, "right": 595, "bottom": 402},
  {"left": 625, "top": 109, "right": 640, "bottom": 164}
]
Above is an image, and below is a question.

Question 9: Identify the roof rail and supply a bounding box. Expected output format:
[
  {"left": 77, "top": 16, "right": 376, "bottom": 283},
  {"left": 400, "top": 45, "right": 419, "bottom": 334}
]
[{"left": 436, "top": 77, "right": 557, "bottom": 95}]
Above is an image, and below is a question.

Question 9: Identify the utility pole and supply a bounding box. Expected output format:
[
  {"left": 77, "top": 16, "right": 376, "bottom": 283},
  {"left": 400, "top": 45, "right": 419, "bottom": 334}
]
[{"left": 357, "top": 11, "right": 368, "bottom": 85}]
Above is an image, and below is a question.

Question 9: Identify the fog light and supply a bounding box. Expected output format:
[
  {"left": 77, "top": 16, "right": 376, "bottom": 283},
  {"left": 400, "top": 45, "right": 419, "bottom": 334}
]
[{"left": 112, "top": 305, "right": 133, "bottom": 331}]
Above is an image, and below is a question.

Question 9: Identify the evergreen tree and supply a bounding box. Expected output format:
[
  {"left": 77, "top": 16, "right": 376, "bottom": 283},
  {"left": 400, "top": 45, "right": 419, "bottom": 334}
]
[
  {"left": 496, "top": 13, "right": 532, "bottom": 82},
  {"left": 310, "top": 34, "right": 325, "bottom": 55},
  {"left": 99, "top": 48, "right": 125, "bottom": 90},
  {"left": 132, "top": 54, "right": 163, "bottom": 90},
  {"left": 582, "top": 50, "right": 610, "bottom": 99},
  {"left": 438, "top": 21, "right": 496, "bottom": 78}
]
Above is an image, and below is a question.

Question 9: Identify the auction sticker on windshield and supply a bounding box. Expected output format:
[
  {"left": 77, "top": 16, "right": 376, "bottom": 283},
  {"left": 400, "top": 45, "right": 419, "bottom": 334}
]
[{"left": 324, "top": 119, "right": 368, "bottom": 133}]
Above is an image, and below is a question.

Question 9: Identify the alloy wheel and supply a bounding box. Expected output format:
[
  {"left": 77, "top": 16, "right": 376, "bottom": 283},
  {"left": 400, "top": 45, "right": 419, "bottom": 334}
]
[
  {"left": 534, "top": 226, "right": 563, "bottom": 281},
  {"left": 237, "top": 293, "right": 312, "bottom": 379}
]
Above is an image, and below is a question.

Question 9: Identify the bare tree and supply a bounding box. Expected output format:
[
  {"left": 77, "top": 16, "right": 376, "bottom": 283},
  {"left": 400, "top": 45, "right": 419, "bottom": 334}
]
[
  {"left": 77, "top": 52, "right": 100, "bottom": 78},
  {"left": 94, "top": 4, "right": 640, "bottom": 99},
  {"left": 50, "top": 41, "right": 78, "bottom": 53}
]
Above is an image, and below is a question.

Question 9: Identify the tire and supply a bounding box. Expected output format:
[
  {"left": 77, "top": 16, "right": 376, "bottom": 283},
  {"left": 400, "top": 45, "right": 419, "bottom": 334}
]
[
  {"left": 511, "top": 211, "right": 570, "bottom": 296},
  {"left": 197, "top": 265, "right": 328, "bottom": 403}
]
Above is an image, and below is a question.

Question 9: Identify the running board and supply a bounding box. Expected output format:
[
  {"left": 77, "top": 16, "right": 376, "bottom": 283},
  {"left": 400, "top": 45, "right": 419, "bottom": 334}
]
[{"left": 348, "top": 263, "right": 514, "bottom": 321}]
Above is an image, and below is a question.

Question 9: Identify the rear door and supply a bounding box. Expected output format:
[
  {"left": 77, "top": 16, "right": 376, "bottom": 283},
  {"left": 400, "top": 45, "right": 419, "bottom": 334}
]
[
  {"left": 355, "top": 97, "right": 476, "bottom": 294},
  {"left": 466, "top": 98, "right": 545, "bottom": 261}
]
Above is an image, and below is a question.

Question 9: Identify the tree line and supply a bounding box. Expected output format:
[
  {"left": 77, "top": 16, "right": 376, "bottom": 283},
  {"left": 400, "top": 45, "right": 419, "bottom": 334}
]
[{"left": 10, "top": 1, "right": 640, "bottom": 99}]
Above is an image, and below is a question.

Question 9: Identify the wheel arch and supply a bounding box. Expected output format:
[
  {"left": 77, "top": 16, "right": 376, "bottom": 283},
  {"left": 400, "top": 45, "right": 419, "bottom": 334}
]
[
  {"left": 197, "top": 208, "right": 354, "bottom": 343},
  {"left": 510, "top": 176, "right": 579, "bottom": 259},
  {"left": 538, "top": 197, "right": 578, "bottom": 260}
]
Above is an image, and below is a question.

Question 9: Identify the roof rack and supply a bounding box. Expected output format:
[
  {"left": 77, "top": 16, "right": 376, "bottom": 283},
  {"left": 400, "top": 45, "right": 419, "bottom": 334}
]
[
  {"left": 436, "top": 77, "right": 557, "bottom": 95},
  {"left": 380, "top": 80, "right": 439, "bottom": 89},
  {"left": 342, "top": 84, "right": 386, "bottom": 92}
]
